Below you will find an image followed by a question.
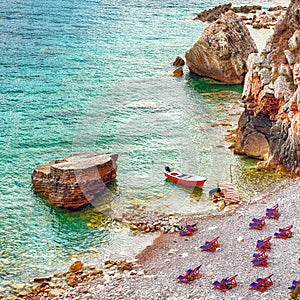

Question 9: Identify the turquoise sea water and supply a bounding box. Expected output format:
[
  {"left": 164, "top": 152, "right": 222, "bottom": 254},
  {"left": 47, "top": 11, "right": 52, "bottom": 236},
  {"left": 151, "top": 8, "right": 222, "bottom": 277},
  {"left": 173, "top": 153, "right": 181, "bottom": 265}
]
[{"left": 0, "top": 0, "right": 287, "bottom": 289}]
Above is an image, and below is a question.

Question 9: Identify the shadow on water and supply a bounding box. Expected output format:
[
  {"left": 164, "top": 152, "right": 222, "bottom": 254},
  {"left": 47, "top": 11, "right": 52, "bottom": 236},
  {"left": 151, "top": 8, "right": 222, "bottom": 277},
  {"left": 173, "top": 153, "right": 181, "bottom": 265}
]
[
  {"left": 186, "top": 72, "right": 244, "bottom": 94},
  {"left": 32, "top": 192, "right": 113, "bottom": 252},
  {"left": 232, "top": 156, "right": 289, "bottom": 199},
  {"left": 164, "top": 178, "right": 204, "bottom": 199}
]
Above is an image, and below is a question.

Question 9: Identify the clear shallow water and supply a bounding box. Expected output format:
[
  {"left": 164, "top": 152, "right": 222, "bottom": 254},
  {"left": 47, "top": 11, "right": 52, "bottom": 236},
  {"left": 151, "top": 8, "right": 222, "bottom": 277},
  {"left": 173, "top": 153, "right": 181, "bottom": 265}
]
[{"left": 0, "top": 0, "right": 288, "bottom": 289}]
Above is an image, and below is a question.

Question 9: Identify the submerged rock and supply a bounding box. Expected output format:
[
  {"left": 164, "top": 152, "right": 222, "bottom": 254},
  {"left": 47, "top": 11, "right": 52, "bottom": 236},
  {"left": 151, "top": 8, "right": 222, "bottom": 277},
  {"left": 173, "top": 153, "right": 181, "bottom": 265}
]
[
  {"left": 32, "top": 152, "right": 118, "bottom": 209},
  {"left": 186, "top": 11, "right": 257, "bottom": 84}
]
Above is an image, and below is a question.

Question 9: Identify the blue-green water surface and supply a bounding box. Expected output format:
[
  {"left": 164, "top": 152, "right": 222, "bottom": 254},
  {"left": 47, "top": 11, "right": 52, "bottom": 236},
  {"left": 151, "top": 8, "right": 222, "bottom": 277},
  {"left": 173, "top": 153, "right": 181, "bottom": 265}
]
[{"left": 0, "top": 0, "right": 287, "bottom": 288}]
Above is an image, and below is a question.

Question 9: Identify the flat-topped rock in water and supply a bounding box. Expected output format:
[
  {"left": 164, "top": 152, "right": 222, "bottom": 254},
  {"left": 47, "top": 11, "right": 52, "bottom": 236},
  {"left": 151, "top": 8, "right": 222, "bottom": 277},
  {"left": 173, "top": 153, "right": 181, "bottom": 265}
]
[{"left": 32, "top": 152, "right": 118, "bottom": 209}]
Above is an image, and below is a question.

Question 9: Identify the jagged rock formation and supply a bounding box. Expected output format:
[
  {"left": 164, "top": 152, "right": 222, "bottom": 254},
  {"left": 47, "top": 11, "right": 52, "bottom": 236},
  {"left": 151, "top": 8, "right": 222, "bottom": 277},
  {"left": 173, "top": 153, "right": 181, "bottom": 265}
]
[
  {"left": 195, "top": 4, "right": 287, "bottom": 30},
  {"left": 233, "top": 0, "right": 300, "bottom": 175},
  {"left": 194, "top": 4, "right": 263, "bottom": 22},
  {"left": 194, "top": 3, "right": 233, "bottom": 22},
  {"left": 32, "top": 153, "right": 118, "bottom": 209},
  {"left": 186, "top": 11, "right": 258, "bottom": 84}
]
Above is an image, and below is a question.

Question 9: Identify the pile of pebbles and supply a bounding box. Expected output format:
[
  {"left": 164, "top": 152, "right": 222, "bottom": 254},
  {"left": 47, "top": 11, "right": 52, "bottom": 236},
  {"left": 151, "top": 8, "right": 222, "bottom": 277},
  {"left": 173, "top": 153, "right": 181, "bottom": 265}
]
[
  {"left": 1, "top": 259, "right": 142, "bottom": 300},
  {"left": 1, "top": 207, "right": 188, "bottom": 299},
  {"left": 113, "top": 207, "right": 185, "bottom": 233}
]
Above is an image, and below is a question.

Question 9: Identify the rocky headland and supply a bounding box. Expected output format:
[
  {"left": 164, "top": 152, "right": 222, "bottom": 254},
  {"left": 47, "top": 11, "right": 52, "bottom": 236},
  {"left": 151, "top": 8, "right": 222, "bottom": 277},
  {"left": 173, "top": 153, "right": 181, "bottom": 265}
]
[
  {"left": 231, "top": 0, "right": 300, "bottom": 176},
  {"left": 31, "top": 153, "right": 118, "bottom": 209}
]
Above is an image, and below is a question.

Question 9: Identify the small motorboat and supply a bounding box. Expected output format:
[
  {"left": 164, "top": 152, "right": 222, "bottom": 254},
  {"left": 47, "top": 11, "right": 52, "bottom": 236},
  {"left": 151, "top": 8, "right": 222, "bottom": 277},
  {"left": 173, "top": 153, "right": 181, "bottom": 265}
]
[{"left": 164, "top": 166, "right": 206, "bottom": 187}]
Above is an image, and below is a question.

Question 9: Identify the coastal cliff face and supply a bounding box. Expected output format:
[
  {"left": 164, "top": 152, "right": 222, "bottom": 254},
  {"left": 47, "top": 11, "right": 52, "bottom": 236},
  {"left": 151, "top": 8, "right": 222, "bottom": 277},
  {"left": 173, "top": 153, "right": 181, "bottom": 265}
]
[
  {"left": 234, "top": 0, "right": 300, "bottom": 175},
  {"left": 186, "top": 11, "right": 257, "bottom": 84},
  {"left": 32, "top": 153, "right": 118, "bottom": 209}
]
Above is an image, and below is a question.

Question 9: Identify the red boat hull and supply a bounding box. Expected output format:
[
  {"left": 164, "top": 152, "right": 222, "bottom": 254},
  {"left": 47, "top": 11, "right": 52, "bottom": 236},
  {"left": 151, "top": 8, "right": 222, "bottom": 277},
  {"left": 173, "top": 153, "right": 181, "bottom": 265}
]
[{"left": 164, "top": 173, "right": 206, "bottom": 187}]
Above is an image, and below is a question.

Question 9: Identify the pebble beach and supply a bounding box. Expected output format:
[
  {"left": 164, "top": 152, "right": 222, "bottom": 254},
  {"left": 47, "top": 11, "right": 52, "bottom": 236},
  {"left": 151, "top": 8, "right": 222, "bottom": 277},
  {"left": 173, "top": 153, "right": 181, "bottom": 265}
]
[
  {"left": 54, "top": 178, "right": 299, "bottom": 300},
  {"left": 2, "top": 0, "right": 299, "bottom": 299}
]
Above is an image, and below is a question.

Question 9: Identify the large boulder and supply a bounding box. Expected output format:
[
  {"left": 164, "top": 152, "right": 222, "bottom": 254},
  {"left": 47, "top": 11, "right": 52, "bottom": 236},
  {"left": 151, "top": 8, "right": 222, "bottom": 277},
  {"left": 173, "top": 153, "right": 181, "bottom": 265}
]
[
  {"left": 233, "top": 0, "right": 300, "bottom": 176},
  {"left": 186, "top": 10, "right": 258, "bottom": 84},
  {"left": 32, "top": 152, "right": 118, "bottom": 209}
]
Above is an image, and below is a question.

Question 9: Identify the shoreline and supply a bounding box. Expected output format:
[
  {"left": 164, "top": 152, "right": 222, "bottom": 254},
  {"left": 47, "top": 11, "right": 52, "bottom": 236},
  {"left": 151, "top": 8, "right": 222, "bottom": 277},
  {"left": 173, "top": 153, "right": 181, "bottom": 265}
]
[
  {"left": 7, "top": 177, "right": 299, "bottom": 299},
  {"left": 0, "top": 2, "right": 299, "bottom": 299},
  {"left": 60, "top": 177, "right": 299, "bottom": 299}
]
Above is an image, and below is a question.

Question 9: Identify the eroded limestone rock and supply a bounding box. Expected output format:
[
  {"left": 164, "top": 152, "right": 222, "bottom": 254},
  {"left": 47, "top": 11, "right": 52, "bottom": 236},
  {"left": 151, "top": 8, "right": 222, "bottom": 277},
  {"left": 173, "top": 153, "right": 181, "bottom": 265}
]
[
  {"left": 234, "top": 0, "right": 300, "bottom": 176},
  {"left": 32, "top": 152, "right": 118, "bottom": 209},
  {"left": 186, "top": 11, "right": 257, "bottom": 84}
]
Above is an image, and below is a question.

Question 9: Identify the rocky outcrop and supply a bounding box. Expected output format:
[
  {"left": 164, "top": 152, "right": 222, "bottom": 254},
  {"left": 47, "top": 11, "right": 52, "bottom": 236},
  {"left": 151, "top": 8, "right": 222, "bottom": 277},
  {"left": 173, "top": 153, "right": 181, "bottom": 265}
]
[
  {"left": 186, "top": 11, "right": 258, "bottom": 84},
  {"left": 194, "top": 3, "right": 233, "bottom": 22},
  {"left": 233, "top": 0, "right": 300, "bottom": 176},
  {"left": 195, "top": 4, "right": 287, "bottom": 30},
  {"left": 194, "top": 4, "right": 264, "bottom": 22},
  {"left": 32, "top": 152, "right": 118, "bottom": 209}
]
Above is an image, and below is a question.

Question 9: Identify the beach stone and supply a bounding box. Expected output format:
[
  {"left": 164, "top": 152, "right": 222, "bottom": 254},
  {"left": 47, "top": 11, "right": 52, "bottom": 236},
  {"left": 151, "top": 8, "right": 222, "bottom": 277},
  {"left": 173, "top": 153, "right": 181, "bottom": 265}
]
[
  {"left": 237, "top": 236, "right": 244, "bottom": 242},
  {"left": 31, "top": 152, "right": 118, "bottom": 209},
  {"left": 240, "top": 131, "right": 270, "bottom": 159},
  {"left": 180, "top": 252, "right": 189, "bottom": 258},
  {"left": 105, "top": 263, "right": 114, "bottom": 269},
  {"left": 137, "top": 270, "right": 145, "bottom": 276},
  {"left": 89, "top": 269, "right": 103, "bottom": 277},
  {"left": 47, "top": 288, "right": 65, "bottom": 298},
  {"left": 172, "top": 56, "right": 185, "bottom": 66},
  {"left": 116, "top": 260, "right": 134, "bottom": 272},
  {"left": 12, "top": 283, "right": 25, "bottom": 291},
  {"left": 17, "top": 291, "right": 27, "bottom": 297},
  {"left": 173, "top": 67, "right": 183, "bottom": 77},
  {"left": 33, "top": 276, "right": 52, "bottom": 283},
  {"left": 65, "top": 273, "right": 79, "bottom": 287},
  {"left": 186, "top": 11, "right": 257, "bottom": 84},
  {"left": 69, "top": 260, "right": 83, "bottom": 273},
  {"left": 54, "top": 272, "right": 65, "bottom": 278}
]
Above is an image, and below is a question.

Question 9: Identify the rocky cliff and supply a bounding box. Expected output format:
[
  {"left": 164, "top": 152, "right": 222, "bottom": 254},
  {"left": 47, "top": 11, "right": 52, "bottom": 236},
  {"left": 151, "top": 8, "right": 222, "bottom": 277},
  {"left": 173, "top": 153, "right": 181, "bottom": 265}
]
[
  {"left": 186, "top": 10, "right": 257, "bottom": 84},
  {"left": 32, "top": 152, "right": 118, "bottom": 209},
  {"left": 234, "top": 0, "right": 300, "bottom": 176}
]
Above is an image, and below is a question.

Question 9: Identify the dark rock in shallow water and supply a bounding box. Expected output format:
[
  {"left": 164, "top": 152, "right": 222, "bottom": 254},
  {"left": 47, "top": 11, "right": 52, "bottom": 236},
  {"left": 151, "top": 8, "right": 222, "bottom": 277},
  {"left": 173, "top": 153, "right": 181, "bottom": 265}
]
[
  {"left": 32, "top": 152, "right": 118, "bottom": 209},
  {"left": 173, "top": 66, "right": 184, "bottom": 77},
  {"left": 172, "top": 56, "right": 185, "bottom": 66}
]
